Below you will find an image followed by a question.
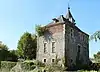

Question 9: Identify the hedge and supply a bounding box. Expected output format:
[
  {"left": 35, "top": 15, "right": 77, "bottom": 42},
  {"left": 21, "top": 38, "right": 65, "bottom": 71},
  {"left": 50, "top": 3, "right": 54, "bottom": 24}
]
[
  {"left": 0, "top": 61, "right": 16, "bottom": 69},
  {"left": 20, "top": 61, "right": 35, "bottom": 70}
]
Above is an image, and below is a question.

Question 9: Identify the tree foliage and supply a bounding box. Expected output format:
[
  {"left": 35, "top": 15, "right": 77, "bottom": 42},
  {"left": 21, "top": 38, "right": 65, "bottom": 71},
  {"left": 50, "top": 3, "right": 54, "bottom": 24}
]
[
  {"left": 35, "top": 25, "right": 48, "bottom": 36},
  {"left": 7, "top": 50, "right": 18, "bottom": 62},
  {"left": 0, "top": 41, "right": 18, "bottom": 61},
  {"left": 0, "top": 42, "right": 9, "bottom": 61},
  {"left": 0, "top": 41, "right": 8, "bottom": 50},
  {"left": 17, "top": 32, "right": 37, "bottom": 60},
  {"left": 90, "top": 31, "right": 100, "bottom": 41},
  {"left": 94, "top": 51, "right": 100, "bottom": 63},
  {"left": 90, "top": 31, "right": 100, "bottom": 62}
]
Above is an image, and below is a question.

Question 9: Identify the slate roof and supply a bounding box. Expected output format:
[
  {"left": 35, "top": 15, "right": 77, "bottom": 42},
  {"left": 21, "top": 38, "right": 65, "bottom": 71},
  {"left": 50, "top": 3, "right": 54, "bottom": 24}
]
[
  {"left": 48, "top": 15, "right": 66, "bottom": 25},
  {"left": 45, "top": 7, "right": 89, "bottom": 36},
  {"left": 66, "top": 7, "right": 75, "bottom": 23}
]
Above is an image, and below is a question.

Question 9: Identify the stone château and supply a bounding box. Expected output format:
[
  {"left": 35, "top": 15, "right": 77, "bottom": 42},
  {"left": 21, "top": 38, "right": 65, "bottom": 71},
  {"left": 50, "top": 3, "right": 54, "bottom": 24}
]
[{"left": 36, "top": 7, "right": 90, "bottom": 69}]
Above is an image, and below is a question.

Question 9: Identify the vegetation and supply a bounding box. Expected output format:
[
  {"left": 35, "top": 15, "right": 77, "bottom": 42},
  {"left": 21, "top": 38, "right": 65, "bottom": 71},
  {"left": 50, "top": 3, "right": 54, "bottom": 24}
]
[
  {"left": 44, "top": 57, "right": 66, "bottom": 72},
  {"left": 0, "top": 61, "right": 16, "bottom": 72},
  {"left": 7, "top": 50, "right": 18, "bottom": 62},
  {"left": 35, "top": 25, "right": 48, "bottom": 36},
  {"left": 17, "top": 32, "right": 37, "bottom": 60},
  {"left": 0, "top": 57, "right": 66, "bottom": 72},
  {"left": 90, "top": 31, "right": 100, "bottom": 41},
  {"left": 0, "top": 42, "right": 17, "bottom": 61},
  {"left": 0, "top": 24, "right": 100, "bottom": 71},
  {"left": 0, "top": 42, "right": 9, "bottom": 61},
  {"left": 90, "top": 31, "right": 100, "bottom": 63},
  {"left": 94, "top": 52, "right": 100, "bottom": 63}
]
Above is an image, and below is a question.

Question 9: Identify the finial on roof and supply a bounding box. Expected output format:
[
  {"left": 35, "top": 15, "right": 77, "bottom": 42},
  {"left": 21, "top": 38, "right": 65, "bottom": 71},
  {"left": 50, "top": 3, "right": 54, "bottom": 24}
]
[
  {"left": 68, "top": 6, "right": 70, "bottom": 10},
  {"left": 66, "top": 0, "right": 75, "bottom": 23},
  {"left": 68, "top": 0, "right": 70, "bottom": 10}
]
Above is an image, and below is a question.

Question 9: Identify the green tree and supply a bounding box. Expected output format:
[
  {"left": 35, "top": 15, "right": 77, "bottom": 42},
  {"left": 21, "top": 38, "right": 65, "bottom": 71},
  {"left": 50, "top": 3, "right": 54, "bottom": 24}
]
[
  {"left": 90, "top": 31, "right": 100, "bottom": 41},
  {"left": 7, "top": 50, "right": 18, "bottom": 62},
  {"left": 93, "top": 51, "right": 100, "bottom": 63},
  {"left": 0, "top": 41, "right": 9, "bottom": 61},
  {"left": 90, "top": 31, "right": 100, "bottom": 63},
  {"left": 17, "top": 32, "right": 37, "bottom": 60},
  {"left": 0, "top": 41, "right": 8, "bottom": 50}
]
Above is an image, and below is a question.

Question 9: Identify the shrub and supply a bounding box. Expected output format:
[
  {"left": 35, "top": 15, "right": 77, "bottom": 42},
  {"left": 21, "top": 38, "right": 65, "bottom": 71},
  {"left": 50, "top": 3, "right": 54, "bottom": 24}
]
[
  {"left": 21, "top": 61, "right": 35, "bottom": 70},
  {"left": 33, "top": 60, "right": 45, "bottom": 67},
  {"left": 35, "top": 25, "right": 48, "bottom": 36},
  {"left": 0, "top": 61, "right": 16, "bottom": 71}
]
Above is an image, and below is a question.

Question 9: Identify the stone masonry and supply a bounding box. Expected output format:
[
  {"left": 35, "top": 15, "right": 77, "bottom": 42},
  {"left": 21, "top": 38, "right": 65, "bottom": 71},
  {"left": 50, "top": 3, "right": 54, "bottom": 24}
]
[{"left": 36, "top": 7, "right": 90, "bottom": 69}]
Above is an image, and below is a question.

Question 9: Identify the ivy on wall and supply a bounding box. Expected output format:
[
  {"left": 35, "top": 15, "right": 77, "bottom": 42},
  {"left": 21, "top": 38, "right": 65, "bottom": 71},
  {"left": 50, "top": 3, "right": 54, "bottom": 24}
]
[{"left": 35, "top": 25, "right": 48, "bottom": 37}]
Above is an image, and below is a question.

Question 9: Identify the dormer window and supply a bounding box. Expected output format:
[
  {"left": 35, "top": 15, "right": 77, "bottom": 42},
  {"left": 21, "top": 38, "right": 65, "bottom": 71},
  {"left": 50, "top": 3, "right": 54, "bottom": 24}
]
[
  {"left": 69, "top": 18, "right": 72, "bottom": 23},
  {"left": 52, "top": 18, "right": 59, "bottom": 23}
]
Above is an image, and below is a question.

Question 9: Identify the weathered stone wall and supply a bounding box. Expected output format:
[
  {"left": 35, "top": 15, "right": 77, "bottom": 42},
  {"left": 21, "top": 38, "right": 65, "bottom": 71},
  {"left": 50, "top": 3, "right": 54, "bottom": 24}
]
[
  {"left": 36, "top": 24, "right": 65, "bottom": 64},
  {"left": 65, "top": 23, "right": 89, "bottom": 68},
  {"left": 37, "top": 22, "right": 89, "bottom": 68}
]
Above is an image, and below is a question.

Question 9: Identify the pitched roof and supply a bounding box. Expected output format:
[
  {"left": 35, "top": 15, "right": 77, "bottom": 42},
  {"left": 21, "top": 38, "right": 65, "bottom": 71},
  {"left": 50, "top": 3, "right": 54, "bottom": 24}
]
[
  {"left": 47, "top": 15, "right": 66, "bottom": 26},
  {"left": 57, "top": 15, "right": 66, "bottom": 22},
  {"left": 66, "top": 7, "right": 75, "bottom": 23}
]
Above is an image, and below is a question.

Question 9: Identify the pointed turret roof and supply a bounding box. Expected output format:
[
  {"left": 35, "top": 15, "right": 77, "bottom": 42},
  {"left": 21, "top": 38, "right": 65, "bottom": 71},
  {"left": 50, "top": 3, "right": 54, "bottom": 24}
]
[{"left": 66, "top": 7, "right": 75, "bottom": 23}]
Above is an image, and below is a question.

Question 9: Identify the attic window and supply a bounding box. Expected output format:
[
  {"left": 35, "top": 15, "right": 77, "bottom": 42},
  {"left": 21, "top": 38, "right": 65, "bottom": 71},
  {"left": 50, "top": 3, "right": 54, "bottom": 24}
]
[
  {"left": 69, "top": 18, "right": 72, "bottom": 22},
  {"left": 52, "top": 18, "right": 59, "bottom": 23}
]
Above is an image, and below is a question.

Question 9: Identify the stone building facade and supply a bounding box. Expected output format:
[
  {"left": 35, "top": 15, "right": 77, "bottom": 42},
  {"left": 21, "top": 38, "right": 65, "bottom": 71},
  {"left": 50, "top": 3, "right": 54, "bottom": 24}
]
[{"left": 36, "top": 7, "right": 90, "bottom": 68}]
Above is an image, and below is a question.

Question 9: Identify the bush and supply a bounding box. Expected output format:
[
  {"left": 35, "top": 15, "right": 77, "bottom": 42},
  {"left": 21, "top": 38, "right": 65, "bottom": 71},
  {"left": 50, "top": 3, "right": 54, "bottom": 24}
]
[
  {"left": 89, "top": 63, "right": 100, "bottom": 70},
  {"left": 33, "top": 60, "right": 45, "bottom": 67},
  {"left": 21, "top": 61, "right": 36, "bottom": 70},
  {"left": 10, "top": 60, "right": 45, "bottom": 72},
  {"left": 0, "top": 49, "right": 9, "bottom": 61},
  {"left": 0, "top": 61, "right": 16, "bottom": 71}
]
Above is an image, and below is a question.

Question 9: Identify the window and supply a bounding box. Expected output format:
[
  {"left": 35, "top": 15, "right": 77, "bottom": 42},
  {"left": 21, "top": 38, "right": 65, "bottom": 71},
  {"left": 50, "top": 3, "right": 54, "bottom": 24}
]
[
  {"left": 70, "top": 59, "right": 73, "bottom": 63},
  {"left": 44, "top": 59, "right": 46, "bottom": 63},
  {"left": 52, "top": 42, "right": 55, "bottom": 53},
  {"left": 77, "top": 45, "right": 81, "bottom": 59},
  {"left": 79, "top": 32, "right": 82, "bottom": 40},
  {"left": 70, "top": 28, "right": 74, "bottom": 37},
  {"left": 44, "top": 70, "right": 46, "bottom": 72},
  {"left": 44, "top": 43, "right": 47, "bottom": 53},
  {"left": 52, "top": 59, "right": 55, "bottom": 62},
  {"left": 78, "top": 45, "right": 80, "bottom": 53},
  {"left": 69, "top": 18, "right": 72, "bottom": 22},
  {"left": 83, "top": 35, "right": 85, "bottom": 42}
]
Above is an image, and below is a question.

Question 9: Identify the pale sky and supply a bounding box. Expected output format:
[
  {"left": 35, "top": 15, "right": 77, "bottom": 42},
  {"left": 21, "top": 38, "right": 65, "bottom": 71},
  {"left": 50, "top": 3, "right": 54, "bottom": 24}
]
[{"left": 0, "top": 0, "right": 100, "bottom": 58}]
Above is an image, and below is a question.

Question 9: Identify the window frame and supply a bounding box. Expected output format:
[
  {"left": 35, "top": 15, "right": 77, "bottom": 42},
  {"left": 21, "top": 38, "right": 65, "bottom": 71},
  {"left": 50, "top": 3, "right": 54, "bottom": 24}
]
[
  {"left": 52, "top": 41, "right": 56, "bottom": 53},
  {"left": 44, "top": 42, "right": 47, "bottom": 53},
  {"left": 44, "top": 59, "right": 46, "bottom": 63},
  {"left": 70, "top": 28, "right": 74, "bottom": 38},
  {"left": 77, "top": 44, "right": 81, "bottom": 53},
  {"left": 52, "top": 59, "right": 55, "bottom": 63}
]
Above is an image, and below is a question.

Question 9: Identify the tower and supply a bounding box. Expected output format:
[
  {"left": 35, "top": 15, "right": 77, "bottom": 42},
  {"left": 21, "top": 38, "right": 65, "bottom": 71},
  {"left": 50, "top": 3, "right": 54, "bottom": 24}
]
[{"left": 36, "top": 3, "right": 90, "bottom": 70}]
